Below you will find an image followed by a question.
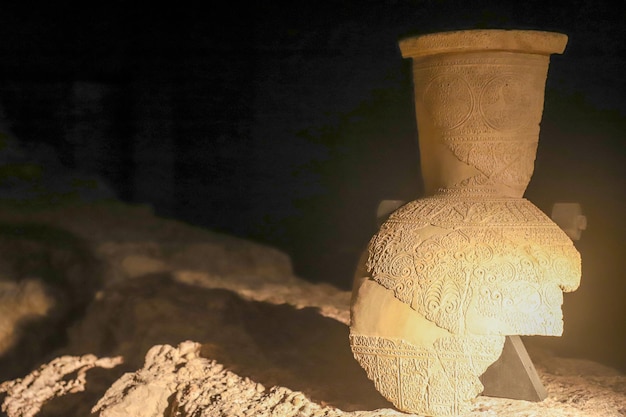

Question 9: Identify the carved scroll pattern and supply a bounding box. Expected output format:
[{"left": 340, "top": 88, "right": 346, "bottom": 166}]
[
  {"left": 366, "top": 198, "right": 581, "bottom": 335},
  {"left": 350, "top": 333, "right": 504, "bottom": 416}
]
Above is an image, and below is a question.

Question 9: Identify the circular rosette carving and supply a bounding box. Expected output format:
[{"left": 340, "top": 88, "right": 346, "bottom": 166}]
[
  {"left": 479, "top": 74, "right": 543, "bottom": 132},
  {"left": 551, "top": 253, "right": 582, "bottom": 292},
  {"left": 423, "top": 74, "right": 473, "bottom": 130}
]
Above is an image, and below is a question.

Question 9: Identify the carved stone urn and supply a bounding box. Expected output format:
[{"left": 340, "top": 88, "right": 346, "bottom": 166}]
[{"left": 349, "top": 30, "right": 581, "bottom": 416}]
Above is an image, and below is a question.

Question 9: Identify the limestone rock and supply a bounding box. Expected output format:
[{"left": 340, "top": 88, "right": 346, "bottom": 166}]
[
  {"left": 0, "top": 354, "right": 122, "bottom": 417},
  {"left": 92, "top": 341, "right": 390, "bottom": 417},
  {"left": 2, "top": 335, "right": 625, "bottom": 417},
  {"left": 0, "top": 201, "right": 294, "bottom": 286},
  {"left": 43, "top": 274, "right": 387, "bottom": 416},
  {"left": 0, "top": 222, "right": 103, "bottom": 381}
]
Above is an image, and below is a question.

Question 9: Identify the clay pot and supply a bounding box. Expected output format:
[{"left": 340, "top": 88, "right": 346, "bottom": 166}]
[
  {"left": 350, "top": 30, "right": 581, "bottom": 417},
  {"left": 404, "top": 29, "right": 568, "bottom": 198}
]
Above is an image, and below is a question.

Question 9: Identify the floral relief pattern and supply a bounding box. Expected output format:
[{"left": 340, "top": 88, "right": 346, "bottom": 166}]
[{"left": 366, "top": 197, "right": 581, "bottom": 336}]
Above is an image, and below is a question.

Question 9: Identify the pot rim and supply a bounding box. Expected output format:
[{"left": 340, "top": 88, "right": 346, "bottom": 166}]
[{"left": 399, "top": 29, "right": 567, "bottom": 59}]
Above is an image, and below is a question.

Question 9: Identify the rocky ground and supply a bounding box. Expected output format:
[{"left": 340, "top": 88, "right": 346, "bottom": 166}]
[{"left": 0, "top": 201, "right": 624, "bottom": 416}]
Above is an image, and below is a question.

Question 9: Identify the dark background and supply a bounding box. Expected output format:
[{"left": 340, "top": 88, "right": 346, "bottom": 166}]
[{"left": 0, "top": 1, "right": 624, "bottom": 371}]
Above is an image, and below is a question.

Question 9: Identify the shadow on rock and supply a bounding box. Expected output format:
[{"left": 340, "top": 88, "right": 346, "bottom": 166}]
[
  {"left": 0, "top": 222, "right": 103, "bottom": 382},
  {"left": 39, "top": 274, "right": 391, "bottom": 416}
]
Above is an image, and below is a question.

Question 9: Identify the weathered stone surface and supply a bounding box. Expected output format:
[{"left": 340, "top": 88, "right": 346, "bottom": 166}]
[
  {"left": 350, "top": 30, "right": 581, "bottom": 416},
  {"left": 4, "top": 338, "right": 625, "bottom": 417},
  {"left": 0, "top": 222, "right": 103, "bottom": 381},
  {"left": 92, "top": 341, "right": 397, "bottom": 417},
  {"left": 40, "top": 274, "right": 385, "bottom": 416},
  {"left": 0, "top": 201, "right": 353, "bottom": 415},
  {"left": 0, "top": 354, "right": 122, "bottom": 417},
  {"left": 0, "top": 202, "right": 294, "bottom": 285},
  {"left": 0, "top": 200, "right": 350, "bottom": 326},
  {"left": 88, "top": 340, "right": 623, "bottom": 417}
]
